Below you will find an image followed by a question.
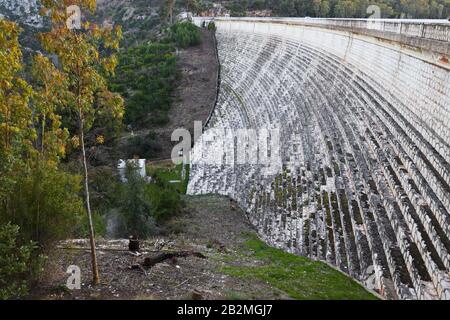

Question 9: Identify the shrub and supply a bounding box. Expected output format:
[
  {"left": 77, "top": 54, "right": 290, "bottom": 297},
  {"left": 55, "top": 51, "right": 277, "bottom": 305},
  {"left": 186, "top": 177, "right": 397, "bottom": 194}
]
[
  {"left": 146, "top": 175, "right": 183, "bottom": 221},
  {"left": 0, "top": 223, "right": 45, "bottom": 300},
  {"left": 76, "top": 211, "right": 107, "bottom": 239},
  {"left": 2, "top": 163, "right": 85, "bottom": 247},
  {"left": 170, "top": 22, "right": 202, "bottom": 48},
  {"left": 123, "top": 131, "right": 162, "bottom": 159},
  {"left": 118, "top": 165, "right": 156, "bottom": 238},
  {"left": 207, "top": 21, "right": 217, "bottom": 32}
]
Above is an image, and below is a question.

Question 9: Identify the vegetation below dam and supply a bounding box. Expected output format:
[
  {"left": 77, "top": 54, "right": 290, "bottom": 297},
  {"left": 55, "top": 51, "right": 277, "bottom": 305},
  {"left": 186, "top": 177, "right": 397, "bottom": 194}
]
[{"left": 29, "top": 196, "right": 377, "bottom": 300}]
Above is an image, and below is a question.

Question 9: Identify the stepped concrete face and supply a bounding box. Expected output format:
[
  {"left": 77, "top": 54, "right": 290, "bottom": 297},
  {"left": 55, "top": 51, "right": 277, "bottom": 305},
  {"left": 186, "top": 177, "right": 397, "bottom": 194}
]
[{"left": 188, "top": 17, "right": 450, "bottom": 300}]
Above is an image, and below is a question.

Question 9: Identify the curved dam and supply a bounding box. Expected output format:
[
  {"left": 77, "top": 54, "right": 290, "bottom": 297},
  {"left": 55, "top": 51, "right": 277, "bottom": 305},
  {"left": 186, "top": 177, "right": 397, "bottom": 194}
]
[{"left": 187, "top": 18, "right": 450, "bottom": 300}]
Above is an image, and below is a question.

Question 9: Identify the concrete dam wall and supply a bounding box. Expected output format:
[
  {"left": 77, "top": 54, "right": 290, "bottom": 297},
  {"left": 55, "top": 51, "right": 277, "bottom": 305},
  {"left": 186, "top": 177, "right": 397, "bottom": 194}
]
[{"left": 188, "top": 18, "right": 450, "bottom": 300}]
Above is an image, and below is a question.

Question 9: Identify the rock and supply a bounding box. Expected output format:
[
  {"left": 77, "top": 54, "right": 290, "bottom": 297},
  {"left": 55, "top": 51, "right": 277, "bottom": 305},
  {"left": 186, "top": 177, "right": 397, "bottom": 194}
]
[{"left": 189, "top": 289, "right": 203, "bottom": 300}]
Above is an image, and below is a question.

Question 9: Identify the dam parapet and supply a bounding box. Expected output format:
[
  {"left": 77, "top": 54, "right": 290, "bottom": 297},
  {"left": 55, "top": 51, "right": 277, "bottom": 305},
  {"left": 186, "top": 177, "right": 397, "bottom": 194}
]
[
  {"left": 188, "top": 17, "right": 450, "bottom": 300},
  {"left": 194, "top": 17, "right": 450, "bottom": 57}
]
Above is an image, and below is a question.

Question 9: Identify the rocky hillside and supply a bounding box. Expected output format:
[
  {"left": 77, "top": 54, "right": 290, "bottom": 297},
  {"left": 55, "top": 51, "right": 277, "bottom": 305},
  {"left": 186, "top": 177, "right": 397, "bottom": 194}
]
[
  {"left": 96, "top": 0, "right": 165, "bottom": 46},
  {"left": 0, "top": 0, "right": 43, "bottom": 27},
  {"left": 0, "top": 0, "right": 169, "bottom": 47}
]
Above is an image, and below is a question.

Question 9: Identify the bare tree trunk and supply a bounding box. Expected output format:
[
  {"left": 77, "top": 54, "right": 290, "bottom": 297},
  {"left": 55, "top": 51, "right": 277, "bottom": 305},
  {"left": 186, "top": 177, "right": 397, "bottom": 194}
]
[
  {"left": 79, "top": 112, "right": 100, "bottom": 285},
  {"left": 168, "top": 0, "right": 175, "bottom": 24}
]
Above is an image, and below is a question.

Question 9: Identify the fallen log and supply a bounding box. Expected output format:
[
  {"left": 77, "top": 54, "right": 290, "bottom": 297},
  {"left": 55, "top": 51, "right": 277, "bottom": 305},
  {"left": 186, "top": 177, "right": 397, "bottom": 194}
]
[
  {"left": 57, "top": 247, "right": 190, "bottom": 254},
  {"left": 142, "top": 251, "right": 207, "bottom": 268}
]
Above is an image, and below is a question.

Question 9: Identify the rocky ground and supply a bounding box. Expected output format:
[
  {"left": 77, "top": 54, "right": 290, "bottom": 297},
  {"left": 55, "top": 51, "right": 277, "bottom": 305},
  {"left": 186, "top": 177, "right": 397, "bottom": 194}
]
[{"left": 28, "top": 196, "right": 291, "bottom": 300}]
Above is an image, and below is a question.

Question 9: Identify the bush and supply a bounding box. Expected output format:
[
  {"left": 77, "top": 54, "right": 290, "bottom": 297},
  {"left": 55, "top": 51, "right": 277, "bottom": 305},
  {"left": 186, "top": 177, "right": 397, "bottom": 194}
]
[
  {"left": 0, "top": 223, "right": 45, "bottom": 300},
  {"left": 123, "top": 131, "right": 162, "bottom": 159},
  {"left": 92, "top": 164, "right": 184, "bottom": 238},
  {"left": 117, "top": 165, "right": 156, "bottom": 238},
  {"left": 2, "top": 163, "right": 85, "bottom": 247},
  {"left": 170, "top": 22, "right": 202, "bottom": 48},
  {"left": 207, "top": 21, "right": 217, "bottom": 32},
  {"left": 146, "top": 175, "right": 183, "bottom": 221},
  {"left": 76, "top": 211, "right": 107, "bottom": 239}
]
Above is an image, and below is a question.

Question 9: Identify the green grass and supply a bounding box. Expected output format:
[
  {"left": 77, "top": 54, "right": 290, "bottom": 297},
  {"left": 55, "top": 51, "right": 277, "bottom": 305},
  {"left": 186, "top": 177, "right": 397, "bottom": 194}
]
[
  {"left": 221, "top": 233, "right": 378, "bottom": 300},
  {"left": 147, "top": 162, "right": 190, "bottom": 194},
  {"left": 225, "top": 291, "right": 251, "bottom": 300}
]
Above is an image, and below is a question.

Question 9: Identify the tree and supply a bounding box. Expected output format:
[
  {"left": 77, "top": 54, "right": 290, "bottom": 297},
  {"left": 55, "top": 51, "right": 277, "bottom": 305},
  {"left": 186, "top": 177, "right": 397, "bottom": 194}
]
[
  {"left": 0, "top": 19, "right": 34, "bottom": 210},
  {"left": 31, "top": 54, "right": 69, "bottom": 165},
  {"left": 400, "top": 0, "right": 430, "bottom": 18},
  {"left": 185, "top": 0, "right": 201, "bottom": 13},
  {"left": 39, "top": 0, "right": 124, "bottom": 285},
  {"left": 320, "top": 0, "right": 331, "bottom": 16},
  {"left": 119, "top": 165, "right": 154, "bottom": 238},
  {"left": 0, "top": 18, "right": 85, "bottom": 250},
  {"left": 167, "top": 0, "right": 176, "bottom": 24}
]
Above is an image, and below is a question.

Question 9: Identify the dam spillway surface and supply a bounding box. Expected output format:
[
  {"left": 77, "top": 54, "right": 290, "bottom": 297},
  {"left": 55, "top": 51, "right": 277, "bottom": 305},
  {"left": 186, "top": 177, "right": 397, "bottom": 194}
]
[{"left": 188, "top": 18, "right": 450, "bottom": 300}]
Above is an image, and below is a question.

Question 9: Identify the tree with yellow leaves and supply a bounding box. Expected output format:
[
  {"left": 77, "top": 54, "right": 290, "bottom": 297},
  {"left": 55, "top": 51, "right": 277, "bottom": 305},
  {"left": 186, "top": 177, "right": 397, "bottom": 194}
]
[
  {"left": 0, "top": 19, "right": 34, "bottom": 206},
  {"left": 38, "top": 0, "right": 124, "bottom": 285},
  {"left": 31, "top": 54, "right": 70, "bottom": 165}
]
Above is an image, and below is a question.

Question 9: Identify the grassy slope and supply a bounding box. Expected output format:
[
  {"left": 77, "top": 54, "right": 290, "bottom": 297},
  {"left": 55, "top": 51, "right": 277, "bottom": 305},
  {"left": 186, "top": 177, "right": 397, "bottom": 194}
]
[
  {"left": 147, "top": 161, "right": 190, "bottom": 194},
  {"left": 222, "top": 233, "right": 378, "bottom": 300}
]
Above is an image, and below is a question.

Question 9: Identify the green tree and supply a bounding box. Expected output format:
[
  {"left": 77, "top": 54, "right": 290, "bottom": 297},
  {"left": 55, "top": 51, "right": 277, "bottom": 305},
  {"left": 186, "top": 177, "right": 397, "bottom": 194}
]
[
  {"left": 39, "top": 0, "right": 124, "bottom": 285},
  {"left": 400, "top": 0, "right": 430, "bottom": 18},
  {"left": 119, "top": 165, "right": 155, "bottom": 238},
  {"left": 320, "top": 0, "right": 331, "bottom": 16}
]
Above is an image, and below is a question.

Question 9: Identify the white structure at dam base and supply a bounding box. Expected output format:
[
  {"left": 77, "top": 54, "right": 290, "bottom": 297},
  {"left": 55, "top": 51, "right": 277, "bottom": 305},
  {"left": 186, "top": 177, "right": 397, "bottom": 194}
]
[{"left": 188, "top": 17, "right": 450, "bottom": 300}]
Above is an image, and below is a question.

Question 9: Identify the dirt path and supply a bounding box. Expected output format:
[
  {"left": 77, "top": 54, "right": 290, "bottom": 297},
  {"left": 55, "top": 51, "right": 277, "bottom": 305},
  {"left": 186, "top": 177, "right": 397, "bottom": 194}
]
[
  {"left": 29, "top": 196, "right": 291, "bottom": 300},
  {"left": 153, "top": 28, "right": 219, "bottom": 159}
]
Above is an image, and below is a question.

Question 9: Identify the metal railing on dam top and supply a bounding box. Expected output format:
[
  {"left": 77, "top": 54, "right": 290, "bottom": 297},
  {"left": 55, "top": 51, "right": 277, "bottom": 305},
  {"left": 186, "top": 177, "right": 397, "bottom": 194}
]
[{"left": 194, "top": 17, "right": 450, "bottom": 43}]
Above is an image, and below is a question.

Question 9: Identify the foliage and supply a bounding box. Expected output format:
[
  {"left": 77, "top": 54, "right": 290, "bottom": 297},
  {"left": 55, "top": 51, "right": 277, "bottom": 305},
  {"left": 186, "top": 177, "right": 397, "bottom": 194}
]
[
  {"left": 94, "top": 0, "right": 162, "bottom": 47},
  {"left": 0, "top": 19, "right": 86, "bottom": 248},
  {"left": 184, "top": 0, "right": 207, "bottom": 14},
  {"left": 31, "top": 53, "right": 70, "bottom": 165},
  {"left": 110, "top": 43, "right": 177, "bottom": 127},
  {"left": 123, "top": 131, "right": 163, "bottom": 158},
  {"left": 110, "top": 22, "right": 202, "bottom": 129},
  {"left": 38, "top": 0, "right": 124, "bottom": 284},
  {"left": 39, "top": 1, "right": 124, "bottom": 137},
  {"left": 147, "top": 162, "right": 190, "bottom": 194},
  {"left": 221, "top": 232, "right": 378, "bottom": 300},
  {"left": 207, "top": 21, "right": 217, "bottom": 32},
  {"left": 0, "top": 19, "right": 34, "bottom": 201},
  {"left": 111, "top": 163, "right": 184, "bottom": 236},
  {"left": 0, "top": 223, "right": 46, "bottom": 300},
  {"left": 170, "top": 21, "right": 202, "bottom": 48},
  {"left": 88, "top": 166, "right": 121, "bottom": 211},
  {"left": 77, "top": 210, "right": 107, "bottom": 239},
  {"left": 145, "top": 175, "right": 183, "bottom": 221},
  {"left": 2, "top": 163, "right": 85, "bottom": 246},
  {"left": 223, "top": 0, "right": 450, "bottom": 19},
  {"left": 117, "top": 165, "right": 156, "bottom": 238}
]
